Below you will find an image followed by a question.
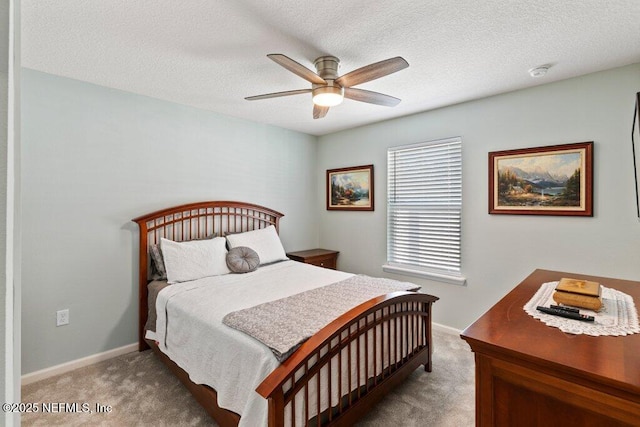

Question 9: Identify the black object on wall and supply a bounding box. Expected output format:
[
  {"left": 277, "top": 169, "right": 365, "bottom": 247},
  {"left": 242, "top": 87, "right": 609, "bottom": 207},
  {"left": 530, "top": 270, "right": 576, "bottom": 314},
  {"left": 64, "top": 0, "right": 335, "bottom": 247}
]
[{"left": 633, "top": 92, "right": 640, "bottom": 218}]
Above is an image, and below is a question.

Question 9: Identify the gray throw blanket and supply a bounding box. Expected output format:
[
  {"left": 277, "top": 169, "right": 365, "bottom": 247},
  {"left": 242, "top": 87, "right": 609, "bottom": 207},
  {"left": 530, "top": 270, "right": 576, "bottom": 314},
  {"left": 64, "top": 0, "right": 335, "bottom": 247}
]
[{"left": 222, "top": 275, "right": 420, "bottom": 362}]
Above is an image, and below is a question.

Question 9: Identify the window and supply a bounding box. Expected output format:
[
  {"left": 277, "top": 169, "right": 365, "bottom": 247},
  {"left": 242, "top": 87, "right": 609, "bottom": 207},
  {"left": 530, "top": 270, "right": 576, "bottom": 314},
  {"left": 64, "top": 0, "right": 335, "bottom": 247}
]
[{"left": 384, "top": 137, "right": 464, "bottom": 285}]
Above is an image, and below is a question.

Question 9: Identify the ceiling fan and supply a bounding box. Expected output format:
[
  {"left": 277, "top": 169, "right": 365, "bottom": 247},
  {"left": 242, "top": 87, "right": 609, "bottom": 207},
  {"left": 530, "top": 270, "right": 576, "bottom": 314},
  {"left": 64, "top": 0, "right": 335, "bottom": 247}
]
[{"left": 245, "top": 54, "right": 409, "bottom": 119}]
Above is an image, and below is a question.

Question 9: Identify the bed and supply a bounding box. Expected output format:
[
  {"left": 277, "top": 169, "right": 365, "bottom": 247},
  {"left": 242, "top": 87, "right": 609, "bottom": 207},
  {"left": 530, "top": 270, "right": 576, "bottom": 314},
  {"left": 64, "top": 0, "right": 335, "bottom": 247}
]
[{"left": 133, "top": 201, "right": 438, "bottom": 427}]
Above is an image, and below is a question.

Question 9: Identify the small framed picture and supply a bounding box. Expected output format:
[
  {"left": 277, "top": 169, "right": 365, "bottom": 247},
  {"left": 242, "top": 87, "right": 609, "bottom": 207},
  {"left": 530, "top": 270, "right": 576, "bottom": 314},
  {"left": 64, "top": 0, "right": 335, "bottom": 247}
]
[
  {"left": 489, "top": 142, "right": 593, "bottom": 216},
  {"left": 326, "top": 165, "right": 374, "bottom": 211}
]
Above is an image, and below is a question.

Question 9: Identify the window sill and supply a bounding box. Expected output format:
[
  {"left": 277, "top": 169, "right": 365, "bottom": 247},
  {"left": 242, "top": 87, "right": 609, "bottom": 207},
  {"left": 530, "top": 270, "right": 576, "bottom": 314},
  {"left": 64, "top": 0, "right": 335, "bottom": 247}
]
[{"left": 382, "top": 264, "right": 466, "bottom": 286}]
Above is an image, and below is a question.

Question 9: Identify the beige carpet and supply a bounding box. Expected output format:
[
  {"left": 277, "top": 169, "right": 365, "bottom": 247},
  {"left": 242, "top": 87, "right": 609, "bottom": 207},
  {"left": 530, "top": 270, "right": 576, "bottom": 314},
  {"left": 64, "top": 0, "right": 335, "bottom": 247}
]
[{"left": 22, "top": 330, "right": 474, "bottom": 426}]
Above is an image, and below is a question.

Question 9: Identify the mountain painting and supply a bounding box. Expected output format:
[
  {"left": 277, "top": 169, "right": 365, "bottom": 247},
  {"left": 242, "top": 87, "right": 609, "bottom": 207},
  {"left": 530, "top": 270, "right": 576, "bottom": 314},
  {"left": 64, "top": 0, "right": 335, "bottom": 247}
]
[
  {"left": 326, "top": 165, "right": 374, "bottom": 211},
  {"left": 498, "top": 153, "right": 581, "bottom": 206},
  {"left": 489, "top": 142, "right": 593, "bottom": 216}
]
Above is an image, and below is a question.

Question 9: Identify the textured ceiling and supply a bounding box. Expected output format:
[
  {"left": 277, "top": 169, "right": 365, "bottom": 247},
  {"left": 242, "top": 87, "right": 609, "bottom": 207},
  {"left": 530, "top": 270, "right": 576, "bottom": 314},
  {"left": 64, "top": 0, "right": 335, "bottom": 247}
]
[{"left": 21, "top": 0, "right": 640, "bottom": 136}]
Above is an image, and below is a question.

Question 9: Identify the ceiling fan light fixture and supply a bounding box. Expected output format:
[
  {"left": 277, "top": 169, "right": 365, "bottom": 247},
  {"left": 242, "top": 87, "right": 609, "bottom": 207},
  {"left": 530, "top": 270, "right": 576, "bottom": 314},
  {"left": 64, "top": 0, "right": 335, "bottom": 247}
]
[{"left": 312, "top": 86, "right": 344, "bottom": 107}]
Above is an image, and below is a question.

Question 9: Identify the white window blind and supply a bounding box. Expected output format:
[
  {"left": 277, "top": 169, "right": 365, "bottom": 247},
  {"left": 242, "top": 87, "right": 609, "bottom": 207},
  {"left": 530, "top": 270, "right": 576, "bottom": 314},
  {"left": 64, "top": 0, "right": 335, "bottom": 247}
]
[{"left": 385, "top": 137, "right": 463, "bottom": 284}]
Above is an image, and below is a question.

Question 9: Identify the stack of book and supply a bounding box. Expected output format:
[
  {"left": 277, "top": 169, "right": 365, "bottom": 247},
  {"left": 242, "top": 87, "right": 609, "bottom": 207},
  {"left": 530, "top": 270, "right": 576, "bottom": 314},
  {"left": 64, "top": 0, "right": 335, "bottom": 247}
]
[{"left": 552, "top": 277, "right": 602, "bottom": 311}]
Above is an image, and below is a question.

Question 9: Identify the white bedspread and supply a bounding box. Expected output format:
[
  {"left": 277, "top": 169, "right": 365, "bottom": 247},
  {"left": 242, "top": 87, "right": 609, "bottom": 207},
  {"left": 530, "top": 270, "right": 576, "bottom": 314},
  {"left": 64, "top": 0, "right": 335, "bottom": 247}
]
[{"left": 147, "top": 260, "right": 352, "bottom": 427}]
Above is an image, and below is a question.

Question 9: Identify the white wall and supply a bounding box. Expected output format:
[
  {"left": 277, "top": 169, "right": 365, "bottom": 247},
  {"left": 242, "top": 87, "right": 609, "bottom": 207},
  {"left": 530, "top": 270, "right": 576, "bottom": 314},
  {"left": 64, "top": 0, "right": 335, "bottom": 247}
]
[
  {"left": 20, "top": 69, "right": 319, "bottom": 374},
  {"left": 0, "top": 0, "right": 9, "bottom": 411},
  {"left": 318, "top": 63, "right": 640, "bottom": 330},
  {"left": 2, "top": 0, "right": 20, "bottom": 423}
]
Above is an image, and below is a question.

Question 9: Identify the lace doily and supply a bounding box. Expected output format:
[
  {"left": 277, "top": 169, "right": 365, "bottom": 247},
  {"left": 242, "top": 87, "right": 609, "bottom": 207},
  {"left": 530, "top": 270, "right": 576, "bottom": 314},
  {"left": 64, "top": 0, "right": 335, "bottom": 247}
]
[{"left": 524, "top": 281, "right": 640, "bottom": 336}]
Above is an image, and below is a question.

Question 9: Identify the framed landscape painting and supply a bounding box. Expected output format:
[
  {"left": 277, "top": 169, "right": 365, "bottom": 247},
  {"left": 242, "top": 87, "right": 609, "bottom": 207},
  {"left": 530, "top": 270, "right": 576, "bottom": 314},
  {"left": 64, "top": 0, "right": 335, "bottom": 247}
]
[
  {"left": 327, "top": 164, "right": 374, "bottom": 211},
  {"left": 489, "top": 142, "right": 593, "bottom": 216}
]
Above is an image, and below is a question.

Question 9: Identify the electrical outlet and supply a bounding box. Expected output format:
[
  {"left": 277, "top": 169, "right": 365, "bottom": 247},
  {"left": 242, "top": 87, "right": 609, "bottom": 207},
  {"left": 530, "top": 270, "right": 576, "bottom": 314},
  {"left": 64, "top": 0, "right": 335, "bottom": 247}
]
[{"left": 56, "top": 309, "right": 69, "bottom": 326}]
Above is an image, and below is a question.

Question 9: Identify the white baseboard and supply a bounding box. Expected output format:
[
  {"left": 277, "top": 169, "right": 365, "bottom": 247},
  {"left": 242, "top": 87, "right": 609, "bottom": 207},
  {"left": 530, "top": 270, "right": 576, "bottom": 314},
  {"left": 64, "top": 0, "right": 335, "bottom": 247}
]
[
  {"left": 21, "top": 343, "right": 138, "bottom": 386},
  {"left": 433, "top": 322, "right": 462, "bottom": 336}
]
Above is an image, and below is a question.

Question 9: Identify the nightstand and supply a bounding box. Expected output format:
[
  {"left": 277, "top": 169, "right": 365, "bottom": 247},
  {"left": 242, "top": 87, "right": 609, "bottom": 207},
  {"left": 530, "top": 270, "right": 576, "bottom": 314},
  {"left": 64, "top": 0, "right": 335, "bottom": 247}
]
[{"left": 287, "top": 249, "right": 339, "bottom": 270}]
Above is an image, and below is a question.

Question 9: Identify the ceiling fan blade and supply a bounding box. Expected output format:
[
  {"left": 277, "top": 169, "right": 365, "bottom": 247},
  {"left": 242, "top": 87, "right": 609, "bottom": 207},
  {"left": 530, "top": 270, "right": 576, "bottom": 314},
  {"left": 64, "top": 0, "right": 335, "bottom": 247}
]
[
  {"left": 267, "top": 54, "right": 327, "bottom": 85},
  {"left": 344, "top": 88, "right": 401, "bottom": 107},
  {"left": 245, "top": 89, "right": 311, "bottom": 101},
  {"left": 335, "top": 57, "right": 409, "bottom": 88},
  {"left": 313, "top": 104, "right": 329, "bottom": 119}
]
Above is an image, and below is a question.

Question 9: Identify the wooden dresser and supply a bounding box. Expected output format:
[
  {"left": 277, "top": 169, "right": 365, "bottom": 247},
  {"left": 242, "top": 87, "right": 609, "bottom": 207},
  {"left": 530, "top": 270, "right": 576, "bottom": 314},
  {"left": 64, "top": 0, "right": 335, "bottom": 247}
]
[
  {"left": 286, "top": 249, "right": 339, "bottom": 270},
  {"left": 460, "top": 269, "right": 640, "bottom": 426}
]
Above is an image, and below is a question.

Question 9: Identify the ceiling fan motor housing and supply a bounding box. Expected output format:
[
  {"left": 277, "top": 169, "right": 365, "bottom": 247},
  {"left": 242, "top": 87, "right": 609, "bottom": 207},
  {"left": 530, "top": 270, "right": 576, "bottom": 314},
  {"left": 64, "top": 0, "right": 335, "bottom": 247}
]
[
  {"left": 314, "top": 56, "right": 340, "bottom": 81},
  {"left": 312, "top": 56, "right": 344, "bottom": 106}
]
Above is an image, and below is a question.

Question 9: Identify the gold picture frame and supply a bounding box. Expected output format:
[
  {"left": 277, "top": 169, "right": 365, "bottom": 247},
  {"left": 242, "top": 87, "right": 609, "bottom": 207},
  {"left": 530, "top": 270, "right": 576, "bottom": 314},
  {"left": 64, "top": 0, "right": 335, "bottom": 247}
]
[
  {"left": 489, "top": 142, "right": 593, "bottom": 216},
  {"left": 326, "top": 165, "right": 374, "bottom": 211}
]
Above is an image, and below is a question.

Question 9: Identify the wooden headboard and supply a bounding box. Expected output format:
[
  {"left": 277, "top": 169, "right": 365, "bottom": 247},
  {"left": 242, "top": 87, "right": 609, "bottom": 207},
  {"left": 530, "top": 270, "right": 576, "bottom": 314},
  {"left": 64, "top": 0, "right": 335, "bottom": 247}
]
[{"left": 132, "top": 201, "right": 284, "bottom": 351}]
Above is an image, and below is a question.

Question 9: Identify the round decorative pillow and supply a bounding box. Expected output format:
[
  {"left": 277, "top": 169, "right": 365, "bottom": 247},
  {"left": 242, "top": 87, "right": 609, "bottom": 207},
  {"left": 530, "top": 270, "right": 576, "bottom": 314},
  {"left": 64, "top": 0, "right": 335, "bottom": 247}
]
[{"left": 226, "top": 246, "right": 260, "bottom": 273}]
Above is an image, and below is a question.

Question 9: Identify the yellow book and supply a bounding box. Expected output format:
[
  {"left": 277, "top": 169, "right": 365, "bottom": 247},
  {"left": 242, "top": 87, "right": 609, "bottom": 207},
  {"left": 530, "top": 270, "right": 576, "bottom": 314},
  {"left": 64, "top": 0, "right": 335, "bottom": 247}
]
[
  {"left": 555, "top": 277, "right": 601, "bottom": 297},
  {"left": 552, "top": 291, "right": 602, "bottom": 311}
]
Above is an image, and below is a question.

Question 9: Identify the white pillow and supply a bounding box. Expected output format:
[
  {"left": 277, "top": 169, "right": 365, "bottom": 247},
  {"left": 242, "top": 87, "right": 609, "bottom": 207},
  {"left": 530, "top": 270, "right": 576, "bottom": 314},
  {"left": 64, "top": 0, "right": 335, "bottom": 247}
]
[
  {"left": 160, "top": 237, "right": 230, "bottom": 284},
  {"left": 225, "top": 225, "right": 288, "bottom": 265}
]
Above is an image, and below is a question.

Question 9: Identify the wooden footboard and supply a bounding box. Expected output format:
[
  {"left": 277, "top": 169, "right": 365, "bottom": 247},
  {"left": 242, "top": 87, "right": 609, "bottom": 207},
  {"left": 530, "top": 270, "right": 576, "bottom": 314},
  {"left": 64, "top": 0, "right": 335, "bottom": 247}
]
[{"left": 256, "top": 291, "right": 438, "bottom": 427}]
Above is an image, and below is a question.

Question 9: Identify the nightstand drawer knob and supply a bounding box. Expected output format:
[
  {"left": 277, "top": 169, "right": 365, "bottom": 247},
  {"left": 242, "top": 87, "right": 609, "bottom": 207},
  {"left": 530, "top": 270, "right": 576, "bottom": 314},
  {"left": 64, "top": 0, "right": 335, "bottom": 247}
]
[{"left": 320, "top": 262, "right": 324, "bottom": 266}]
